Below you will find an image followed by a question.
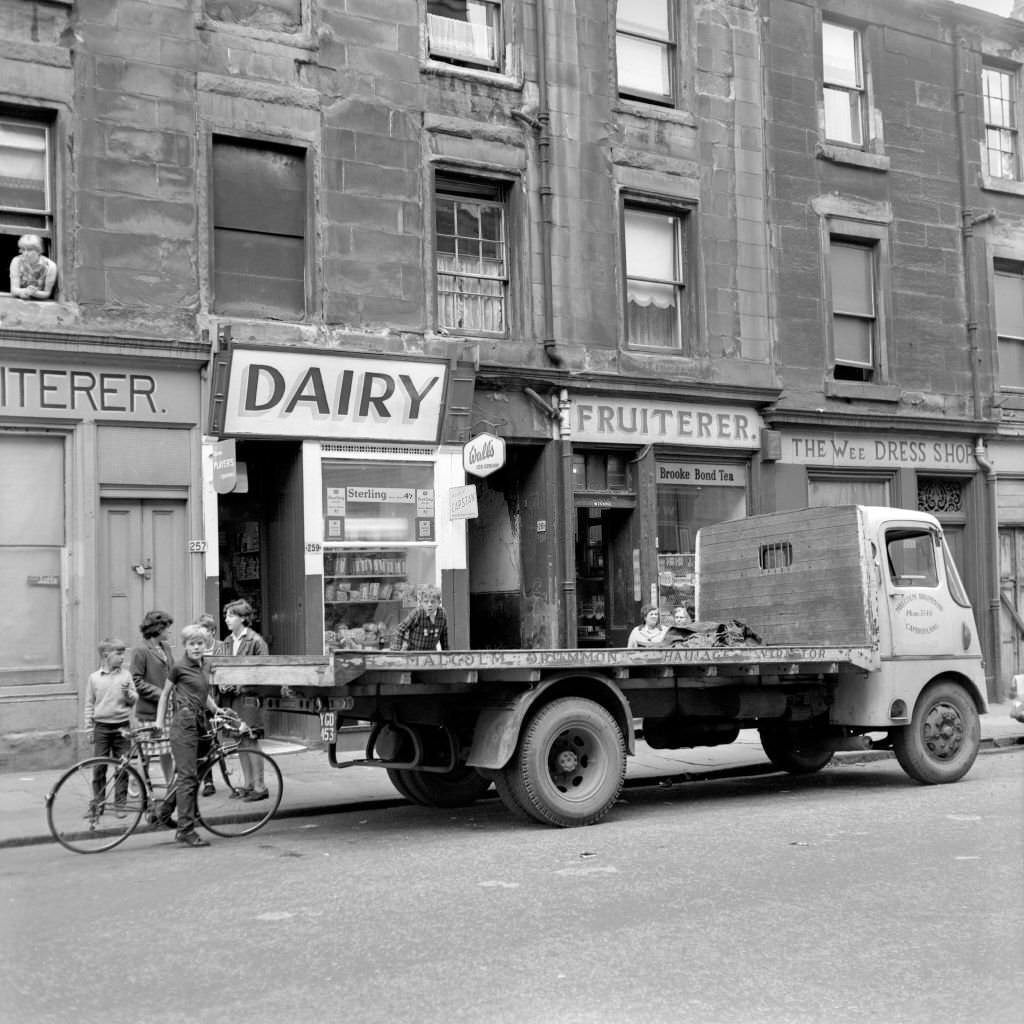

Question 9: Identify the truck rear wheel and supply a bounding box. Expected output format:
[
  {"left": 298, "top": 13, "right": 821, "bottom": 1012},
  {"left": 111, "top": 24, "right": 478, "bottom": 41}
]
[
  {"left": 387, "top": 765, "right": 492, "bottom": 808},
  {"left": 506, "top": 697, "right": 626, "bottom": 828},
  {"left": 893, "top": 679, "right": 980, "bottom": 785},
  {"left": 757, "top": 722, "right": 833, "bottom": 774}
]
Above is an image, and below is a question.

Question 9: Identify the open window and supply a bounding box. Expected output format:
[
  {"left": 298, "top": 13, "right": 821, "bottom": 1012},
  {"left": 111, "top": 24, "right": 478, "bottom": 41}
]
[
  {"left": 1, "top": 113, "right": 56, "bottom": 296},
  {"left": 427, "top": 0, "right": 503, "bottom": 71}
]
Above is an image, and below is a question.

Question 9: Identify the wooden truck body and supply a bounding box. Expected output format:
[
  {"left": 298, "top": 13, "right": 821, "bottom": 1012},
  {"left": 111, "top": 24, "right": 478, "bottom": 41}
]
[{"left": 210, "top": 506, "right": 987, "bottom": 827}]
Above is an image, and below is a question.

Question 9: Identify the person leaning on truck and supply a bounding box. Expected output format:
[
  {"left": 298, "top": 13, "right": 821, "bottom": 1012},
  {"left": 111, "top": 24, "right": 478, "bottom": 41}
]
[{"left": 392, "top": 584, "right": 449, "bottom": 651}]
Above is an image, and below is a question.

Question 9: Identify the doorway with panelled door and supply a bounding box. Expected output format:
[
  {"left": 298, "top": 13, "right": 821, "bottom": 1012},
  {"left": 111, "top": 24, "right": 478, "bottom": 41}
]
[{"left": 100, "top": 499, "right": 189, "bottom": 656}]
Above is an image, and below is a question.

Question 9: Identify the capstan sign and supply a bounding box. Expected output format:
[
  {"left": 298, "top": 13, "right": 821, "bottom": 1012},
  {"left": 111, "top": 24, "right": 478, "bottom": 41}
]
[
  {"left": 463, "top": 432, "right": 506, "bottom": 478},
  {"left": 219, "top": 348, "right": 448, "bottom": 442}
]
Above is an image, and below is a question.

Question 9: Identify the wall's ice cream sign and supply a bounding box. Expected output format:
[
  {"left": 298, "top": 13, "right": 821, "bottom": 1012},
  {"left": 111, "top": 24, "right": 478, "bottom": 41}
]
[{"left": 216, "top": 348, "right": 447, "bottom": 442}]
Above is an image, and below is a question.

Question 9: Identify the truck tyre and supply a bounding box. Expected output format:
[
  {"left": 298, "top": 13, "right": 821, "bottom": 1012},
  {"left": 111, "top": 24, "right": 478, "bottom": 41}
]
[
  {"left": 490, "top": 768, "right": 537, "bottom": 823},
  {"left": 507, "top": 697, "right": 626, "bottom": 828},
  {"left": 893, "top": 679, "right": 980, "bottom": 785},
  {"left": 757, "top": 722, "right": 833, "bottom": 774},
  {"left": 386, "top": 768, "right": 419, "bottom": 802},
  {"left": 388, "top": 765, "right": 492, "bottom": 808}
]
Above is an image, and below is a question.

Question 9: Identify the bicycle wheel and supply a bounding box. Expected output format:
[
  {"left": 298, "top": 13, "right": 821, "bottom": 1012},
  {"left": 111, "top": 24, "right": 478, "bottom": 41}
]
[
  {"left": 46, "top": 758, "right": 146, "bottom": 854},
  {"left": 196, "top": 749, "right": 282, "bottom": 838}
]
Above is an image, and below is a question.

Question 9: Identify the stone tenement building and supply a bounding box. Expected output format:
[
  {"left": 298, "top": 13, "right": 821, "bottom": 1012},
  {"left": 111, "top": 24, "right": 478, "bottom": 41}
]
[{"left": 0, "top": 0, "right": 1021, "bottom": 767}]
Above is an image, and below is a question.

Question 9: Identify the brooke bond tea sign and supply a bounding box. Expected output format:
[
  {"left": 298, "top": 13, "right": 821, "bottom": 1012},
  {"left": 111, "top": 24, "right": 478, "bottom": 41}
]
[{"left": 463, "top": 432, "right": 506, "bottom": 478}]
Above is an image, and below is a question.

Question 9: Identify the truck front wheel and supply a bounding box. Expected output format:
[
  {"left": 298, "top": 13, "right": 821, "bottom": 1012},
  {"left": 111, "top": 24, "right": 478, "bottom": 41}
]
[
  {"left": 757, "top": 722, "right": 833, "bottom": 774},
  {"left": 505, "top": 697, "right": 626, "bottom": 828},
  {"left": 893, "top": 679, "right": 980, "bottom": 785}
]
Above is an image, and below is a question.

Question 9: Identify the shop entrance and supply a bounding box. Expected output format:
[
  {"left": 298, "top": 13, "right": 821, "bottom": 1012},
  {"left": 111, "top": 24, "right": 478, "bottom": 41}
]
[
  {"left": 99, "top": 498, "right": 189, "bottom": 652},
  {"left": 217, "top": 441, "right": 305, "bottom": 654},
  {"left": 575, "top": 507, "right": 635, "bottom": 647}
]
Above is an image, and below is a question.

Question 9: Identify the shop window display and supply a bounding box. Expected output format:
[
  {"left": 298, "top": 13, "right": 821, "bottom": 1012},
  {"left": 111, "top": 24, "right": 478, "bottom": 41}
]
[
  {"left": 322, "top": 461, "right": 437, "bottom": 651},
  {"left": 656, "top": 465, "right": 746, "bottom": 622}
]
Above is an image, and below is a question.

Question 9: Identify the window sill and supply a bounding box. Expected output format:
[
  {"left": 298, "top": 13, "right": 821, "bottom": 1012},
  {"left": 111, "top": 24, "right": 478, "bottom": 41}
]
[
  {"left": 825, "top": 379, "right": 900, "bottom": 402},
  {"left": 995, "top": 391, "right": 1024, "bottom": 411},
  {"left": 981, "top": 174, "right": 1024, "bottom": 198},
  {"left": 614, "top": 100, "right": 697, "bottom": 129},
  {"left": 421, "top": 59, "right": 522, "bottom": 92},
  {"left": 816, "top": 142, "right": 890, "bottom": 173}
]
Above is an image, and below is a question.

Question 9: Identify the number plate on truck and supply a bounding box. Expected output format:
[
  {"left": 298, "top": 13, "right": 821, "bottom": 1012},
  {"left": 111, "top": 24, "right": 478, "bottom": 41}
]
[{"left": 319, "top": 711, "right": 337, "bottom": 743}]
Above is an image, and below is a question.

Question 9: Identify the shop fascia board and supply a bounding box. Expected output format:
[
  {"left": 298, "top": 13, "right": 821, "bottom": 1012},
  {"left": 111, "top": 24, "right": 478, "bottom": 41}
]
[{"left": 0, "top": 329, "right": 210, "bottom": 368}]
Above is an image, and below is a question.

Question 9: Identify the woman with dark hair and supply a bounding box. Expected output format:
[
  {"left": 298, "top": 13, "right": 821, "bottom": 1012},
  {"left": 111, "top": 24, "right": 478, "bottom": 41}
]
[
  {"left": 221, "top": 599, "right": 270, "bottom": 801},
  {"left": 129, "top": 609, "right": 175, "bottom": 797}
]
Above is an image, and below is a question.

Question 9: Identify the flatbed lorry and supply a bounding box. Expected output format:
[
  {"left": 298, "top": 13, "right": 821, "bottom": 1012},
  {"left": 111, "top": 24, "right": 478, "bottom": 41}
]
[{"left": 209, "top": 506, "right": 988, "bottom": 827}]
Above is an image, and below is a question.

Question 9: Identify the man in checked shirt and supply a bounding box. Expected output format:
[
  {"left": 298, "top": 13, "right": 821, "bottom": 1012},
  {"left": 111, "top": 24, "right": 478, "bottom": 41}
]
[{"left": 392, "top": 584, "right": 449, "bottom": 651}]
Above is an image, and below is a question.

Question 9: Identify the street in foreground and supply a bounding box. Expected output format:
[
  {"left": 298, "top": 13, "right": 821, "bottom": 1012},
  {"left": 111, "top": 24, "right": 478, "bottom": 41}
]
[{"left": 2, "top": 751, "right": 1022, "bottom": 1024}]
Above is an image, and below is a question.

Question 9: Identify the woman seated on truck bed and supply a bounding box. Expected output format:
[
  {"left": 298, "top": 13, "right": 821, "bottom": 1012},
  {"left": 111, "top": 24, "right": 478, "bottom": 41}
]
[{"left": 627, "top": 605, "right": 666, "bottom": 648}]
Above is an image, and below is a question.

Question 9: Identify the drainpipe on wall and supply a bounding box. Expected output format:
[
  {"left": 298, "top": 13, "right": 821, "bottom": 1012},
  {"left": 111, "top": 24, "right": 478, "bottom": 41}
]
[
  {"left": 532, "top": 0, "right": 560, "bottom": 368},
  {"left": 953, "top": 30, "right": 985, "bottom": 420},
  {"left": 973, "top": 438, "right": 1003, "bottom": 701},
  {"left": 558, "top": 389, "right": 576, "bottom": 646}
]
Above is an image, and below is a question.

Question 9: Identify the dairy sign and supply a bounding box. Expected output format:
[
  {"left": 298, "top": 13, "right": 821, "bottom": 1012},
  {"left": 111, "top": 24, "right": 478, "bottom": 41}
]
[
  {"left": 463, "top": 432, "right": 506, "bottom": 478},
  {"left": 218, "top": 348, "right": 448, "bottom": 442}
]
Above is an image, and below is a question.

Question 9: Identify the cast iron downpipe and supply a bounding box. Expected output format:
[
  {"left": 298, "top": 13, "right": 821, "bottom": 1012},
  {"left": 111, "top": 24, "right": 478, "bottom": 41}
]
[
  {"left": 974, "top": 439, "right": 1003, "bottom": 700},
  {"left": 558, "top": 388, "right": 577, "bottom": 646},
  {"left": 532, "top": 0, "right": 560, "bottom": 368},
  {"left": 953, "top": 29, "right": 987, "bottom": 419}
]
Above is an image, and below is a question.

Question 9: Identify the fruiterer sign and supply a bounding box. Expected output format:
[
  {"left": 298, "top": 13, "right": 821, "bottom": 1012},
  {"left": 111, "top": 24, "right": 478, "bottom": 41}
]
[{"left": 463, "top": 432, "right": 506, "bottom": 478}]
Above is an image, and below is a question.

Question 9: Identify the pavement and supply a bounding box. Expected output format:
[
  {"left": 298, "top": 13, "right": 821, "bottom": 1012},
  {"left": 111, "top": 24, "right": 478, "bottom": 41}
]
[{"left": 4, "top": 703, "right": 1022, "bottom": 851}]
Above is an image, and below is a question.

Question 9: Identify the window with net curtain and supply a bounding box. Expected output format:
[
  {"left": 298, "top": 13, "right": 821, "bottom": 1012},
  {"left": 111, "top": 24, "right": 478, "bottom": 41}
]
[
  {"left": 625, "top": 205, "right": 686, "bottom": 349},
  {"left": 808, "top": 476, "right": 892, "bottom": 507},
  {"left": 427, "top": 0, "right": 501, "bottom": 69},
  {"left": 616, "top": 0, "right": 674, "bottom": 104},
  {"left": 435, "top": 177, "right": 507, "bottom": 334}
]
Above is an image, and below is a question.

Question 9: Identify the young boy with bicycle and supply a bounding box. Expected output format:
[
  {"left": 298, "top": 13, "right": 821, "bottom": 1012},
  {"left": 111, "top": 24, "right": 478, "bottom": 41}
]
[
  {"left": 83, "top": 638, "right": 138, "bottom": 816},
  {"left": 156, "top": 624, "right": 220, "bottom": 848}
]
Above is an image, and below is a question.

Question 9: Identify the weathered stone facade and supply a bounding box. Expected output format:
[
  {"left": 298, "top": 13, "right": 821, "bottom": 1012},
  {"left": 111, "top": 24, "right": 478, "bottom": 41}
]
[{"left": 2, "top": 0, "right": 1022, "bottom": 766}]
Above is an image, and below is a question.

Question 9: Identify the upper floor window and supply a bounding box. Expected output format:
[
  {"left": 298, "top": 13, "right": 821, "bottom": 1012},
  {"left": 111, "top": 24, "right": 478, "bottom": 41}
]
[
  {"left": 212, "top": 137, "right": 307, "bottom": 319},
  {"left": 995, "top": 259, "right": 1024, "bottom": 391},
  {"left": 1, "top": 114, "right": 55, "bottom": 297},
  {"left": 983, "top": 66, "right": 1020, "bottom": 181},
  {"left": 829, "top": 238, "right": 878, "bottom": 382},
  {"left": 624, "top": 204, "right": 690, "bottom": 350},
  {"left": 427, "top": 0, "right": 502, "bottom": 71},
  {"left": 822, "top": 21, "right": 864, "bottom": 147},
  {"left": 617, "top": 0, "right": 674, "bottom": 106},
  {"left": 434, "top": 174, "right": 508, "bottom": 335}
]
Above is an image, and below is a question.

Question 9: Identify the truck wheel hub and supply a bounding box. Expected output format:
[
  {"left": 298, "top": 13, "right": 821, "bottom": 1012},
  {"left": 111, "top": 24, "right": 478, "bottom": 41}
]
[
  {"left": 555, "top": 749, "right": 580, "bottom": 773},
  {"left": 922, "top": 703, "right": 963, "bottom": 760}
]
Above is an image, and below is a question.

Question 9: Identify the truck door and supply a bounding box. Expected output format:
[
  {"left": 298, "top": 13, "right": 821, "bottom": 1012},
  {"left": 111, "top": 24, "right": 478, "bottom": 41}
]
[{"left": 881, "top": 522, "right": 972, "bottom": 659}]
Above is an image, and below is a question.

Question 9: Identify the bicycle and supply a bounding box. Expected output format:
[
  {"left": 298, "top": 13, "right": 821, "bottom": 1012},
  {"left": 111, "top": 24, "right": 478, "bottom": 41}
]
[{"left": 45, "top": 708, "right": 283, "bottom": 854}]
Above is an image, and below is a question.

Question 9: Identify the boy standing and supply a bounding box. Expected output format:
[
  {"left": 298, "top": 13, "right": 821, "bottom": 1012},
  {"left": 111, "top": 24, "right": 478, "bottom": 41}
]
[
  {"left": 83, "top": 638, "right": 137, "bottom": 814},
  {"left": 392, "top": 584, "right": 449, "bottom": 651},
  {"left": 156, "top": 625, "right": 220, "bottom": 848}
]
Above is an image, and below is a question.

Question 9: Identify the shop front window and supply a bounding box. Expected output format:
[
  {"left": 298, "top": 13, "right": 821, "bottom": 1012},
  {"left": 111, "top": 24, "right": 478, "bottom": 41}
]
[
  {"left": 807, "top": 475, "right": 892, "bottom": 507},
  {"left": 322, "top": 461, "right": 437, "bottom": 651},
  {"left": 656, "top": 462, "right": 747, "bottom": 623}
]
